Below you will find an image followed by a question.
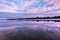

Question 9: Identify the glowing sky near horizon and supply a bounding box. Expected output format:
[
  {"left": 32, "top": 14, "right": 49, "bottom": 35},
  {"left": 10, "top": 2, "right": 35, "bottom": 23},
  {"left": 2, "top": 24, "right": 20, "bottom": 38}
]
[{"left": 0, "top": 0, "right": 60, "bottom": 13}]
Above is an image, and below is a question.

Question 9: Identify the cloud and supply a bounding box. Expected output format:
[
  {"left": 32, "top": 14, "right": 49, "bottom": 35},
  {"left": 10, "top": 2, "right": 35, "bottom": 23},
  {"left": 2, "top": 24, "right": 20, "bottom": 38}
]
[
  {"left": 0, "top": 0, "right": 60, "bottom": 14},
  {"left": 0, "top": 0, "right": 45, "bottom": 13}
]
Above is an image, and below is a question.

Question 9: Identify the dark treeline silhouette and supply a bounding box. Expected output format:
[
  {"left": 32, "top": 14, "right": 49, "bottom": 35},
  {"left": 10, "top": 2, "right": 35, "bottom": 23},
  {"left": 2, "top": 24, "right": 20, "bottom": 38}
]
[
  {"left": 7, "top": 16, "right": 60, "bottom": 20},
  {"left": 41, "top": 16, "right": 60, "bottom": 19},
  {"left": 25, "top": 16, "right": 60, "bottom": 19},
  {"left": 6, "top": 16, "right": 60, "bottom": 22}
]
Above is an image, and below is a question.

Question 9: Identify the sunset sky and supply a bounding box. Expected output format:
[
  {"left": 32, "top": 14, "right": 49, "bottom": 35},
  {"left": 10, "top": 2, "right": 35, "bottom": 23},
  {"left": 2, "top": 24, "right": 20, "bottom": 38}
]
[
  {"left": 0, "top": 0, "right": 60, "bottom": 18},
  {"left": 0, "top": 0, "right": 60, "bottom": 13}
]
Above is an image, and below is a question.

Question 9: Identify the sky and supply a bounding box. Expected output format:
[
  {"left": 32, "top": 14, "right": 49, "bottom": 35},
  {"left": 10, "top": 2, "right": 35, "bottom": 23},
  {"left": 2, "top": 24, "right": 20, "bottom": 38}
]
[
  {"left": 0, "top": 0, "right": 60, "bottom": 18},
  {"left": 0, "top": 0, "right": 60, "bottom": 13}
]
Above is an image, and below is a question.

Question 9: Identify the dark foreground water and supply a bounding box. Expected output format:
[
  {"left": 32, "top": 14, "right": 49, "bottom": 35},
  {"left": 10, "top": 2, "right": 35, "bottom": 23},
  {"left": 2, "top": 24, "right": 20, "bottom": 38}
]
[{"left": 0, "top": 20, "right": 60, "bottom": 40}]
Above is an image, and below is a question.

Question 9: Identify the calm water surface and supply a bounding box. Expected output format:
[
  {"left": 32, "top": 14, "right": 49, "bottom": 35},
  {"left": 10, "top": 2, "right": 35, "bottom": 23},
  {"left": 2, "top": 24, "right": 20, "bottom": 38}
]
[
  {"left": 0, "top": 20, "right": 60, "bottom": 40},
  {"left": 0, "top": 20, "right": 60, "bottom": 28}
]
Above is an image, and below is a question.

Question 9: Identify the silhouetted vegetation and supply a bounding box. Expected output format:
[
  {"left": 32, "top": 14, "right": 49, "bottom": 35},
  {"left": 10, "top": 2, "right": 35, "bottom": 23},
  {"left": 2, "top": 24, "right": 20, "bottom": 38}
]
[{"left": 30, "top": 16, "right": 60, "bottom": 19}]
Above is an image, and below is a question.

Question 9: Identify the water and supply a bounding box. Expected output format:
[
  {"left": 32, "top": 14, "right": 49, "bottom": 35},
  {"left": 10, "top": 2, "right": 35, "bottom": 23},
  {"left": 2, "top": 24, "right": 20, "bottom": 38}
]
[
  {"left": 0, "top": 20, "right": 60, "bottom": 40},
  {"left": 0, "top": 20, "right": 60, "bottom": 28}
]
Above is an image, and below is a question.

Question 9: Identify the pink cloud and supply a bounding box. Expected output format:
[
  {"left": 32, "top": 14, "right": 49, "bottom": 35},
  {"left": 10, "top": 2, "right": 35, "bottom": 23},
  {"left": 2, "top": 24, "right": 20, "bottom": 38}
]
[{"left": 0, "top": 0, "right": 60, "bottom": 14}]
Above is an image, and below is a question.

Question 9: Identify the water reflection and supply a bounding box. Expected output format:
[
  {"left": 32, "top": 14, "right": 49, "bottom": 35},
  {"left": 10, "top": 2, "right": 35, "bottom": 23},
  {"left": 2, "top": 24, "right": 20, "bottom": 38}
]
[
  {"left": 0, "top": 20, "right": 60, "bottom": 27},
  {"left": 0, "top": 20, "right": 60, "bottom": 40}
]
